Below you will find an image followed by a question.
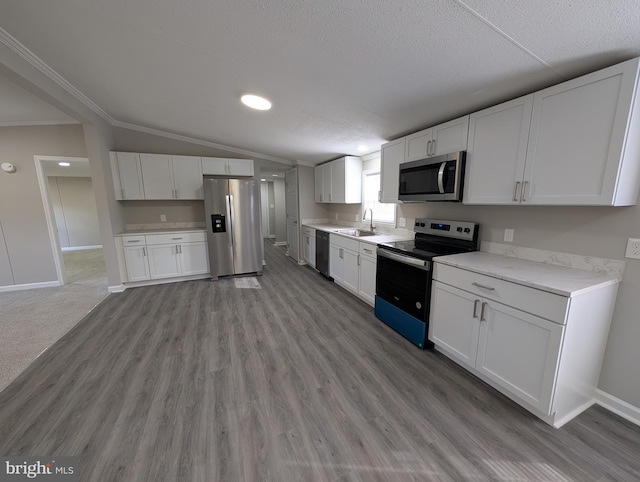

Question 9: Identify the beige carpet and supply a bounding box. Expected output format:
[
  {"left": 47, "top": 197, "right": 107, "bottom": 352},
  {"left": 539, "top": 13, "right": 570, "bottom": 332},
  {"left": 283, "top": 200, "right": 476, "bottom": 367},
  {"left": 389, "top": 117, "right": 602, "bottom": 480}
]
[{"left": 0, "top": 249, "right": 109, "bottom": 393}]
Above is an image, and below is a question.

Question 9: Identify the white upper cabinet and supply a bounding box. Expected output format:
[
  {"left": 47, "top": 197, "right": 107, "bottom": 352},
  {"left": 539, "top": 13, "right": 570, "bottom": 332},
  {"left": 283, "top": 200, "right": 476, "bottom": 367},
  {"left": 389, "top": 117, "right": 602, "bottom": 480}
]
[
  {"left": 465, "top": 57, "right": 640, "bottom": 206},
  {"left": 201, "top": 157, "right": 254, "bottom": 176},
  {"left": 112, "top": 152, "right": 144, "bottom": 200},
  {"left": 524, "top": 59, "right": 640, "bottom": 205},
  {"left": 314, "top": 156, "right": 362, "bottom": 204},
  {"left": 171, "top": 155, "right": 203, "bottom": 199},
  {"left": 379, "top": 137, "right": 406, "bottom": 203},
  {"left": 405, "top": 115, "right": 469, "bottom": 162},
  {"left": 464, "top": 95, "right": 534, "bottom": 204},
  {"left": 140, "top": 153, "right": 173, "bottom": 199},
  {"left": 111, "top": 152, "right": 204, "bottom": 200}
]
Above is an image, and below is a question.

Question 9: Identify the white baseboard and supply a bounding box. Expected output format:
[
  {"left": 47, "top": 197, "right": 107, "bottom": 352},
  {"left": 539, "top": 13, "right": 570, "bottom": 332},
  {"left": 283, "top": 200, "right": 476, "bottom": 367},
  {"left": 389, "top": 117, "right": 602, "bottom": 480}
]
[
  {"left": 61, "top": 245, "right": 103, "bottom": 252},
  {"left": 108, "top": 284, "right": 126, "bottom": 293},
  {"left": 596, "top": 389, "right": 640, "bottom": 427},
  {"left": 0, "top": 280, "right": 61, "bottom": 292}
]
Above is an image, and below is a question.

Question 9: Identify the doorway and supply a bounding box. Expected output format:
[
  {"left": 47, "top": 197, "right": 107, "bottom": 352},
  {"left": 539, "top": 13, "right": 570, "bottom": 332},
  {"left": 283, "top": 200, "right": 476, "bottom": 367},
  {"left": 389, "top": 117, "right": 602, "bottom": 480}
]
[
  {"left": 34, "top": 155, "right": 106, "bottom": 286},
  {"left": 285, "top": 168, "right": 299, "bottom": 262}
]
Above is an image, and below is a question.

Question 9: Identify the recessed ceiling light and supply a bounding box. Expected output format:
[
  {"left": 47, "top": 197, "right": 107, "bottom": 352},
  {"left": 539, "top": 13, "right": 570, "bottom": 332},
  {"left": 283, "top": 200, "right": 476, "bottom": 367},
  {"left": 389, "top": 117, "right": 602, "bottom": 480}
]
[
  {"left": 261, "top": 178, "right": 266, "bottom": 181},
  {"left": 58, "top": 162, "right": 71, "bottom": 167},
  {"left": 357, "top": 145, "right": 368, "bottom": 152},
  {"left": 272, "top": 174, "right": 278, "bottom": 177},
  {"left": 241, "top": 94, "right": 272, "bottom": 111}
]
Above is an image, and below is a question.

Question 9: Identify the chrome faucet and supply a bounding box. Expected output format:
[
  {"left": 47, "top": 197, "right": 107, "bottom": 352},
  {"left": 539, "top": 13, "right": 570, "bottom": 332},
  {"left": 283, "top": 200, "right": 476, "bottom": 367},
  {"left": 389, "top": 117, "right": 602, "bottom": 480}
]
[{"left": 363, "top": 208, "right": 375, "bottom": 232}]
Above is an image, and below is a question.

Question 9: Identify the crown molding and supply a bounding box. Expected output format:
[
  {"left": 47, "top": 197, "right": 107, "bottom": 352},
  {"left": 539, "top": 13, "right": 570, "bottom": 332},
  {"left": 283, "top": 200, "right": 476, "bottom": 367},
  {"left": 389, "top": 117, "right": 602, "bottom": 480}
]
[{"left": 0, "top": 28, "right": 116, "bottom": 123}]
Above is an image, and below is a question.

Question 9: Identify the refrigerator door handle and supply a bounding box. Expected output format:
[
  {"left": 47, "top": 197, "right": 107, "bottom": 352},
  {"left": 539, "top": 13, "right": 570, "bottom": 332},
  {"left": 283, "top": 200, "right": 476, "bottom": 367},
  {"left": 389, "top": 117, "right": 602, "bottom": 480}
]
[{"left": 226, "top": 194, "right": 236, "bottom": 247}]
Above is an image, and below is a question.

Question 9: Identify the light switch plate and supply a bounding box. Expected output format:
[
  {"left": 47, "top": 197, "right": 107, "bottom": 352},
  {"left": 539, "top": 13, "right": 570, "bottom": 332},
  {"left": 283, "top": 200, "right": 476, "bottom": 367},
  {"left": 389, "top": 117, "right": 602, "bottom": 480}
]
[
  {"left": 625, "top": 238, "right": 640, "bottom": 259},
  {"left": 399, "top": 218, "right": 406, "bottom": 228},
  {"left": 504, "top": 229, "right": 514, "bottom": 242},
  {"left": 160, "top": 214, "right": 166, "bottom": 222}
]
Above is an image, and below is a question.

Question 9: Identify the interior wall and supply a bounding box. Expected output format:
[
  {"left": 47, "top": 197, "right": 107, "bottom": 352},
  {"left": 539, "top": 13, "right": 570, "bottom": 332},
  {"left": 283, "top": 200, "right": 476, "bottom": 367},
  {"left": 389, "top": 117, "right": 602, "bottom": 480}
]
[
  {"left": 121, "top": 200, "right": 205, "bottom": 226},
  {"left": 47, "top": 176, "right": 102, "bottom": 248},
  {"left": 268, "top": 182, "right": 276, "bottom": 237},
  {"left": 297, "top": 165, "right": 329, "bottom": 222},
  {"left": 0, "top": 125, "right": 87, "bottom": 285}
]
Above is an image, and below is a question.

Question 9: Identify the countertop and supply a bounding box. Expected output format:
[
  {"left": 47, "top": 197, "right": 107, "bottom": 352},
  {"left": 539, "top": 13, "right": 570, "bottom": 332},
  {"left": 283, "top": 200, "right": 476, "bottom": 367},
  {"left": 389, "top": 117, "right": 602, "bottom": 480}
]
[
  {"left": 303, "top": 223, "right": 412, "bottom": 244},
  {"left": 435, "top": 251, "right": 621, "bottom": 297},
  {"left": 115, "top": 227, "right": 206, "bottom": 236}
]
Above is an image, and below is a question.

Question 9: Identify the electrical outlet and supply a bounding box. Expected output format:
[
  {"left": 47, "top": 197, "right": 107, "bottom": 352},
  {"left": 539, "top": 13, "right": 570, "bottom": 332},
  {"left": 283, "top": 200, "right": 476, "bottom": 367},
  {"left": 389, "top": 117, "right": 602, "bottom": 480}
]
[
  {"left": 160, "top": 214, "right": 166, "bottom": 222},
  {"left": 399, "top": 218, "right": 406, "bottom": 228},
  {"left": 504, "top": 229, "right": 514, "bottom": 242},
  {"left": 625, "top": 238, "right": 640, "bottom": 259}
]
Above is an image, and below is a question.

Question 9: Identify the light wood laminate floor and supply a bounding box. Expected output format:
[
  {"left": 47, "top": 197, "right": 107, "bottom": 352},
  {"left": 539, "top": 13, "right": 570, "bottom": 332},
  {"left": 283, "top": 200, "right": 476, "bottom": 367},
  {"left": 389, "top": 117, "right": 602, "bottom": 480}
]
[{"left": 1, "top": 242, "right": 639, "bottom": 481}]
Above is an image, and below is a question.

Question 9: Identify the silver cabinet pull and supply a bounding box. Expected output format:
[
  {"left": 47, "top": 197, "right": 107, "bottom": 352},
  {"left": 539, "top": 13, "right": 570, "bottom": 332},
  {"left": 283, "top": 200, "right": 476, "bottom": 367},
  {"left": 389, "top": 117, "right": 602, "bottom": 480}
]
[
  {"left": 176, "top": 245, "right": 182, "bottom": 254},
  {"left": 426, "top": 140, "right": 432, "bottom": 157},
  {"left": 363, "top": 248, "right": 372, "bottom": 254},
  {"left": 480, "top": 302, "right": 488, "bottom": 321},
  {"left": 473, "top": 299, "right": 480, "bottom": 318},
  {"left": 513, "top": 181, "right": 520, "bottom": 202},
  {"left": 357, "top": 254, "right": 361, "bottom": 266},
  {"left": 126, "top": 240, "right": 141, "bottom": 243},
  {"left": 339, "top": 248, "right": 344, "bottom": 259},
  {"left": 521, "top": 180, "right": 528, "bottom": 202},
  {"left": 431, "top": 139, "right": 436, "bottom": 156},
  {"left": 172, "top": 237, "right": 183, "bottom": 240},
  {"left": 142, "top": 247, "right": 147, "bottom": 256},
  {"left": 472, "top": 282, "right": 495, "bottom": 291}
]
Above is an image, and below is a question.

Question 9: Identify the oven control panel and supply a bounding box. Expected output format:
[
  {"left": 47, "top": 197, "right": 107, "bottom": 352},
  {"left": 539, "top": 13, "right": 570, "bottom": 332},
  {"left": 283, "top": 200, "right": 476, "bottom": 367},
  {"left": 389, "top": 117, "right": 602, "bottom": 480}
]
[{"left": 414, "top": 218, "right": 478, "bottom": 241}]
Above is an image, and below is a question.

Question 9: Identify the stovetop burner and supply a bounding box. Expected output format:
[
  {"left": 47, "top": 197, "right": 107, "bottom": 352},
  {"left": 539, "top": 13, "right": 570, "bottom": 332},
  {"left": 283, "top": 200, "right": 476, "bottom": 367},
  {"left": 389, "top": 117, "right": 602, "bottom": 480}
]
[{"left": 378, "top": 218, "right": 479, "bottom": 260}]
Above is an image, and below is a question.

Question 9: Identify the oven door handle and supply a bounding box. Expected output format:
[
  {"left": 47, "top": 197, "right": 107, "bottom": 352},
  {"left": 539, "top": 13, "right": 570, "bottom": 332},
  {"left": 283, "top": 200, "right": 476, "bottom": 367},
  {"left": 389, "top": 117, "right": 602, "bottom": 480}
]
[{"left": 377, "top": 248, "right": 430, "bottom": 270}]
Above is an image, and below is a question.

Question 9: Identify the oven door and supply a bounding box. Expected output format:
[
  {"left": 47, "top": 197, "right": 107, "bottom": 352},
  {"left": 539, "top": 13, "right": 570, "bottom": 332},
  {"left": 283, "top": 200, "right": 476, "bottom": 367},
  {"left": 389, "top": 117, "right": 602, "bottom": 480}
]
[{"left": 375, "top": 247, "right": 431, "bottom": 321}]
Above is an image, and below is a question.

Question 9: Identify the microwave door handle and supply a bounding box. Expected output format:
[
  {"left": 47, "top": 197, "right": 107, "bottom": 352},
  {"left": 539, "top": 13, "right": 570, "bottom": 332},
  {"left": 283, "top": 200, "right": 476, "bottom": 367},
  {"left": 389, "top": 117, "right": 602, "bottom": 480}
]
[{"left": 437, "top": 162, "right": 446, "bottom": 194}]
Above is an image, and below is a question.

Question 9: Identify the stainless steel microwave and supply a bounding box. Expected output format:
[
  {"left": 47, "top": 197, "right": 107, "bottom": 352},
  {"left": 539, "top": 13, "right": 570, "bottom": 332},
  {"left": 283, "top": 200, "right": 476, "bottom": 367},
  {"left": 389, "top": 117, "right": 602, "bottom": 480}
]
[{"left": 398, "top": 151, "right": 466, "bottom": 202}]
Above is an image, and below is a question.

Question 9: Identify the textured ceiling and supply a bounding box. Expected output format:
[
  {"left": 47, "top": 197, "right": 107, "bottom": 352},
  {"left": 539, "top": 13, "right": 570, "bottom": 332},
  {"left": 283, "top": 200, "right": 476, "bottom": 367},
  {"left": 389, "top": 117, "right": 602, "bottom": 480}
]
[{"left": 2, "top": 0, "right": 640, "bottom": 164}]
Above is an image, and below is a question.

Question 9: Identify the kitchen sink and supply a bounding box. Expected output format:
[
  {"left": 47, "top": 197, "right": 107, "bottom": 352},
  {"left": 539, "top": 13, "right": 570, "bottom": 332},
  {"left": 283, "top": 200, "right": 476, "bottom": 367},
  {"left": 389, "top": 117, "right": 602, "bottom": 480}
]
[{"left": 336, "top": 229, "right": 376, "bottom": 237}]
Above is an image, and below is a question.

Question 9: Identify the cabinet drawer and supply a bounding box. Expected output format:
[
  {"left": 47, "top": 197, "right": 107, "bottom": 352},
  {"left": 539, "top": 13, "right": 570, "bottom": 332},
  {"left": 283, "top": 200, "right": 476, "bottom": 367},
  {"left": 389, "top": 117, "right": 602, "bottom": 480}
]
[
  {"left": 329, "top": 233, "right": 360, "bottom": 252},
  {"left": 145, "top": 231, "right": 206, "bottom": 245},
  {"left": 121, "top": 235, "right": 146, "bottom": 245},
  {"left": 433, "top": 263, "right": 568, "bottom": 324},
  {"left": 302, "top": 226, "right": 316, "bottom": 237},
  {"left": 359, "top": 242, "right": 376, "bottom": 258}
]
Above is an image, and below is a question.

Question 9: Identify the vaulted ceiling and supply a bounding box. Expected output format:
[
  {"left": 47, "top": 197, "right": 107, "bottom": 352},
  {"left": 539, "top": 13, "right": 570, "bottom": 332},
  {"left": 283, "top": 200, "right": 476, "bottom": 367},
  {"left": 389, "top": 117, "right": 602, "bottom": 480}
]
[{"left": 2, "top": 1, "right": 640, "bottom": 165}]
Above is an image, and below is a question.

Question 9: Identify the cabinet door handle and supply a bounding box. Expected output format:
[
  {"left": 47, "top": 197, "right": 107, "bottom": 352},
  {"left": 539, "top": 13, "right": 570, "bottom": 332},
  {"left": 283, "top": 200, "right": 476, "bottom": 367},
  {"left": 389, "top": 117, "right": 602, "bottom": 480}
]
[
  {"left": 339, "top": 248, "right": 343, "bottom": 259},
  {"left": 480, "top": 302, "right": 488, "bottom": 321},
  {"left": 426, "top": 140, "right": 431, "bottom": 157},
  {"left": 176, "top": 245, "right": 181, "bottom": 254},
  {"left": 357, "top": 254, "right": 361, "bottom": 266},
  {"left": 142, "top": 247, "right": 147, "bottom": 257},
  {"left": 513, "top": 181, "right": 520, "bottom": 202},
  {"left": 172, "top": 237, "right": 183, "bottom": 240},
  {"left": 521, "top": 180, "right": 528, "bottom": 202},
  {"left": 363, "top": 248, "right": 372, "bottom": 254},
  {"left": 431, "top": 139, "right": 436, "bottom": 156},
  {"left": 126, "top": 240, "right": 140, "bottom": 243},
  {"left": 472, "top": 282, "right": 495, "bottom": 291},
  {"left": 472, "top": 299, "right": 480, "bottom": 318}
]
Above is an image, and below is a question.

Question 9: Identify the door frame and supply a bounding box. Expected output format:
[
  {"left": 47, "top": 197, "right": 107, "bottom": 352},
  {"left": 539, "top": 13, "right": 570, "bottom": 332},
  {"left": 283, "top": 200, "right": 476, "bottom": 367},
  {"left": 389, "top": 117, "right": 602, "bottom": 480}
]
[{"left": 33, "top": 155, "right": 89, "bottom": 285}]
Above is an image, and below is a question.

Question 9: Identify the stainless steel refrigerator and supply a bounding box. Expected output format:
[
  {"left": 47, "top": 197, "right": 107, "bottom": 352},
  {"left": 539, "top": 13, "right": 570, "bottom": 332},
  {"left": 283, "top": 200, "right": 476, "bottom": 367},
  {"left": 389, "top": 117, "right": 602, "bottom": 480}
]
[{"left": 203, "top": 177, "right": 263, "bottom": 279}]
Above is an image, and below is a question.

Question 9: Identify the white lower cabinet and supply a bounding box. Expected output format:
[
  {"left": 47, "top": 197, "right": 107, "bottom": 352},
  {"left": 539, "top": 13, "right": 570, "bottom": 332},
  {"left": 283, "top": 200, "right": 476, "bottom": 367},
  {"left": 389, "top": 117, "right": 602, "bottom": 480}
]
[
  {"left": 117, "top": 231, "right": 209, "bottom": 285},
  {"left": 123, "top": 245, "right": 151, "bottom": 282},
  {"left": 329, "top": 234, "right": 376, "bottom": 306},
  {"left": 357, "top": 244, "right": 377, "bottom": 305},
  {"left": 302, "top": 226, "right": 316, "bottom": 268},
  {"left": 430, "top": 260, "right": 618, "bottom": 427}
]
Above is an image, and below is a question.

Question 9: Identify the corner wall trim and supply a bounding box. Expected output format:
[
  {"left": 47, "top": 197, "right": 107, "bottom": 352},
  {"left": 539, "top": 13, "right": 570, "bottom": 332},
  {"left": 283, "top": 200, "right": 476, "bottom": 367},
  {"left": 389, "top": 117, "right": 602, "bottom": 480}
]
[
  {"left": 596, "top": 389, "right": 640, "bottom": 427},
  {"left": 108, "top": 284, "right": 126, "bottom": 293},
  {"left": 0, "top": 280, "right": 61, "bottom": 293}
]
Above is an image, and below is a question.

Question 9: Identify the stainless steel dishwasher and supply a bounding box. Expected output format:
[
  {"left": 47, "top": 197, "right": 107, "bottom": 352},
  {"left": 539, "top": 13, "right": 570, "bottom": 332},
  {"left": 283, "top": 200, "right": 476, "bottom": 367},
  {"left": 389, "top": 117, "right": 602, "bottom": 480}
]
[{"left": 315, "top": 230, "right": 330, "bottom": 278}]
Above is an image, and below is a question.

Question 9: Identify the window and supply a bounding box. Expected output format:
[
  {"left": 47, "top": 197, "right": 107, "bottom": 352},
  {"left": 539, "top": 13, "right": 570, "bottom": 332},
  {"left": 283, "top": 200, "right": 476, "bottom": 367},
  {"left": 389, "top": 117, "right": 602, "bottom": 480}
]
[{"left": 362, "top": 169, "right": 395, "bottom": 225}]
